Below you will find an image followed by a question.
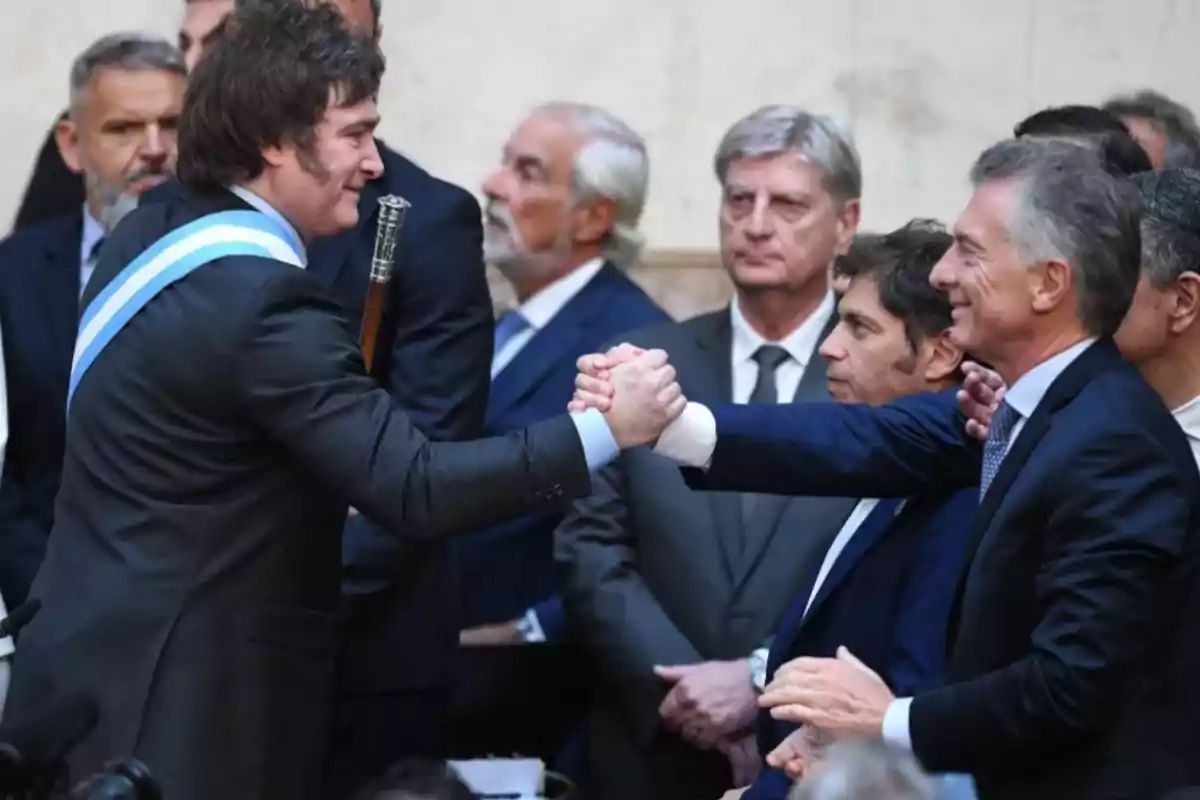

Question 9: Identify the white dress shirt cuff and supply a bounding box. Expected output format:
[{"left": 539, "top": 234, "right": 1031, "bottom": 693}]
[
  {"left": 653, "top": 401, "right": 717, "bottom": 467},
  {"left": 882, "top": 696, "right": 914, "bottom": 751},
  {"left": 570, "top": 408, "right": 621, "bottom": 471},
  {"left": 517, "top": 607, "right": 547, "bottom": 643}
]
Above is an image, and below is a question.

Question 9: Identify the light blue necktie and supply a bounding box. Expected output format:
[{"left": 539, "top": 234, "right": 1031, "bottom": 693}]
[
  {"left": 980, "top": 400, "right": 1019, "bottom": 498},
  {"left": 493, "top": 310, "right": 530, "bottom": 356}
]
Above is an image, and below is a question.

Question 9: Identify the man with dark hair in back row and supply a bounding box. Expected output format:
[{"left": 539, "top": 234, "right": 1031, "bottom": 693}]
[{"left": 1, "top": 4, "right": 685, "bottom": 799}]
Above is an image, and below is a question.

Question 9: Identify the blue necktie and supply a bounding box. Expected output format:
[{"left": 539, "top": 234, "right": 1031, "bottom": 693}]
[
  {"left": 493, "top": 310, "right": 530, "bottom": 356},
  {"left": 89, "top": 237, "right": 106, "bottom": 263},
  {"left": 980, "top": 400, "right": 1019, "bottom": 498}
]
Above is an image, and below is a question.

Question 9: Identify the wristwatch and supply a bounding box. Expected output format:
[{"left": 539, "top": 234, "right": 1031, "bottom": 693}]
[{"left": 749, "top": 647, "right": 769, "bottom": 693}]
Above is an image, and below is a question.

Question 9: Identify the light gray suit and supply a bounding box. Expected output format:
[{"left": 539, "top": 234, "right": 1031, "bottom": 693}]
[{"left": 555, "top": 309, "right": 858, "bottom": 800}]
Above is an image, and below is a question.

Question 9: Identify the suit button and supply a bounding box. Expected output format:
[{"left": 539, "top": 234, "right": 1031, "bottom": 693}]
[{"left": 552, "top": 484, "right": 564, "bottom": 497}]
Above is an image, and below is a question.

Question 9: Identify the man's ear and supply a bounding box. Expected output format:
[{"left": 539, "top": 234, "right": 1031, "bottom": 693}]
[
  {"left": 55, "top": 115, "right": 84, "bottom": 174},
  {"left": 572, "top": 197, "right": 617, "bottom": 249},
  {"left": 1029, "top": 258, "right": 1073, "bottom": 314},
  {"left": 1170, "top": 271, "right": 1200, "bottom": 334},
  {"left": 922, "top": 330, "right": 965, "bottom": 383}
]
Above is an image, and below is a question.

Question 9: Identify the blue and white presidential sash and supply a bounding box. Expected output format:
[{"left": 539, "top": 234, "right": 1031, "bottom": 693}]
[{"left": 68, "top": 209, "right": 305, "bottom": 408}]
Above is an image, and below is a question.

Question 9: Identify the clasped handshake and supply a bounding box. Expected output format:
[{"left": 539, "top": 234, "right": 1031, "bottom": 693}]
[{"left": 567, "top": 343, "right": 688, "bottom": 447}]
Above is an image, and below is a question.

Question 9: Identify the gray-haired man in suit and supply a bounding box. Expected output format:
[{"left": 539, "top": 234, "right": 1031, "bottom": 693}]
[{"left": 556, "top": 104, "right": 864, "bottom": 800}]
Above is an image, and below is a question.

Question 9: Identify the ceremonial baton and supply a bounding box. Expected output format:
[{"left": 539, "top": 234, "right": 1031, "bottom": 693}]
[{"left": 360, "top": 194, "right": 410, "bottom": 375}]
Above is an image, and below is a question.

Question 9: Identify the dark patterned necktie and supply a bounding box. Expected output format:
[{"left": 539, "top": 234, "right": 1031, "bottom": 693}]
[
  {"left": 741, "top": 345, "right": 792, "bottom": 525},
  {"left": 980, "top": 400, "right": 1019, "bottom": 499}
]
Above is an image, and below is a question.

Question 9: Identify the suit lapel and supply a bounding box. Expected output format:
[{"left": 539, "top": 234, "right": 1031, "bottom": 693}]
[
  {"left": 33, "top": 215, "right": 84, "bottom": 377},
  {"left": 944, "top": 339, "right": 1125, "bottom": 648},
  {"left": 801, "top": 498, "right": 904, "bottom": 625},
  {"left": 486, "top": 265, "right": 621, "bottom": 427},
  {"left": 687, "top": 311, "right": 742, "bottom": 582},
  {"left": 732, "top": 312, "right": 839, "bottom": 581}
]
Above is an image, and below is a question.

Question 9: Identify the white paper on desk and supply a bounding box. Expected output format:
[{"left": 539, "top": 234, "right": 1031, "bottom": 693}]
[{"left": 448, "top": 758, "right": 543, "bottom": 798}]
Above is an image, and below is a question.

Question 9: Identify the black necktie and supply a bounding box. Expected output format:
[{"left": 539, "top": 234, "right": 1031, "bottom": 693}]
[
  {"left": 741, "top": 345, "right": 792, "bottom": 526},
  {"left": 89, "top": 237, "right": 106, "bottom": 264}
]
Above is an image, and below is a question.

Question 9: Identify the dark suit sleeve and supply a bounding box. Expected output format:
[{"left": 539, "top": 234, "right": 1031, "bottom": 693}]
[
  {"left": 384, "top": 188, "right": 491, "bottom": 440},
  {"left": 681, "top": 389, "right": 980, "bottom": 499},
  {"left": 908, "top": 432, "right": 1190, "bottom": 773},
  {"left": 0, "top": 478, "right": 48, "bottom": 608},
  {"left": 555, "top": 454, "right": 705, "bottom": 742},
  {"left": 238, "top": 272, "right": 590, "bottom": 539}
]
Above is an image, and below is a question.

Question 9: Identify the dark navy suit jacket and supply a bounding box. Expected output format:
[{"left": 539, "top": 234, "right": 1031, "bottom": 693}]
[
  {"left": 0, "top": 212, "right": 83, "bottom": 606},
  {"left": 743, "top": 488, "right": 977, "bottom": 800},
  {"left": 682, "top": 340, "right": 1200, "bottom": 799},
  {"left": 454, "top": 262, "right": 668, "bottom": 637}
]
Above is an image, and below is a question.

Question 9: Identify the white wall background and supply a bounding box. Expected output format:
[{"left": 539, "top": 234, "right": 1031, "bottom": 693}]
[{"left": 2, "top": 0, "right": 1199, "bottom": 247}]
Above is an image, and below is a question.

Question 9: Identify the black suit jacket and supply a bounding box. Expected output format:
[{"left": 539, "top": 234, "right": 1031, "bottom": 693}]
[
  {"left": 682, "top": 340, "right": 1200, "bottom": 799},
  {"left": 141, "top": 142, "right": 494, "bottom": 697},
  {"left": 556, "top": 310, "right": 857, "bottom": 800},
  {"left": 4, "top": 187, "right": 589, "bottom": 800},
  {"left": 0, "top": 212, "right": 83, "bottom": 605}
]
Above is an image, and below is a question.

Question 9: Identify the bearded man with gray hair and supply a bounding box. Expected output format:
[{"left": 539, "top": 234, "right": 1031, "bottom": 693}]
[
  {"left": 450, "top": 101, "right": 668, "bottom": 772},
  {"left": 0, "top": 31, "right": 185, "bottom": 610}
]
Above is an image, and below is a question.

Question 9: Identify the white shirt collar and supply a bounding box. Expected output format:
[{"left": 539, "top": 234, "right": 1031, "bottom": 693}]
[
  {"left": 79, "top": 205, "right": 104, "bottom": 267},
  {"left": 1171, "top": 394, "right": 1200, "bottom": 455},
  {"left": 229, "top": 184, "right": 307, "bottom": 267},
  {"left": 1003, "top": 338, "right": 1096, "bottom": 420},
  {"left": 730, "top": 292, "right": 835, "bottom": 371},
  {"left": 515, "top": 257, "right": 606, "bottom": 330}
]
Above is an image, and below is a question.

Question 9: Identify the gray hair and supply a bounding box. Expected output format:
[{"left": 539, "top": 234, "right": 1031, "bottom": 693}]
[
  {"left": 714, "top": 105, "right": 862, "bottom": 203},
  {"left": 787, "top": 739, "right": 936, "bottom": 800},
  {"left": 534, "top": 101, "right": 650, "bottom": 267},
  {"left": 969, "top": 137, "right": 1143, "bottom": 337},
  {"left": 69, "top": 33, "right": 186, "bottom": 117},
  {"left": 1104, "top": 90, "right": 1200, "bottom": 168},
  {"left": 1132, "top": 168, "right": 1200, "bottom": 288}
]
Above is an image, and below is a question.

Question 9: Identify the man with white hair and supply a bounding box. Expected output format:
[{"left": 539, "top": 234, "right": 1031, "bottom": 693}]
[
  {"left": 455, "top": 101, "right": 668, "bottom": 648},
  {"left": 556, "top": 104, "right": 863, "bottom": 800}
]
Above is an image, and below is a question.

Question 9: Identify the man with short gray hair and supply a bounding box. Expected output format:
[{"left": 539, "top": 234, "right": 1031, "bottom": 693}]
[
  {"left": 961, "top": 167, "right": 1200, "bottom": 471},
  {"left": 1104, "top": 89, "right": 1200, "bottom": 168},
  {"left": 579, "top": 137, "right": 1200, "bottom": 796},
  {"left": 556, "top": 104, "right": 863, "bottom": 800},
  {"left": 0, "top": 31, "right": 185, "bottom": 609}
]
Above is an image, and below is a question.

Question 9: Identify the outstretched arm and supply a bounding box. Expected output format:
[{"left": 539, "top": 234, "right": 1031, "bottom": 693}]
[
  {"left": 659, "top": 392, "right": 981, "bottom": 499},
  {"left": 239, "top": 273, "right": 597, "bottom": 539}
]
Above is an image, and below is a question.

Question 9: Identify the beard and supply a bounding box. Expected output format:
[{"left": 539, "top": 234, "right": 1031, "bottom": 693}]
[
  {"left": 87, "top": 165, "right": 169, "bottom": 233},
  {"left": 483, "top": 201, "right": 574, "bottom": 286}
]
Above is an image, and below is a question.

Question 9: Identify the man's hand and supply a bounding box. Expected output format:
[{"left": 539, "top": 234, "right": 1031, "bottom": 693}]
[
  {"left": 765, "top": 725, "right": 832, "bottom": 781},
  {"left": 718, "top": 731, "right": 762, "bottom": 786},
  {"left": 569, "top": 343, "right": 646, "bottom": 413},
  {"left": 600, "top": 349, "right": 686, "bottom": 449},
  {"left": 758, "top": 647, "right": 893, "bottom": 737},
  {"left": 957, "top": 360, "right": 1006, "bottom": 441},
  {"left": 718, "top": 786, "right": 748, "bottom": 800},
  {"left": 657, "top": 660, "right": 759, "bottom": 749},
  {"left": 459, "top": 620, "right": 523, "bottom": 646}
]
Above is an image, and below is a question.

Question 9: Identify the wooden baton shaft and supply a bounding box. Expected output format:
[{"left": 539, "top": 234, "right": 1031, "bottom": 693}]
[{"left": 359, "top": 281, "right": 389, "bottom": 376}]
